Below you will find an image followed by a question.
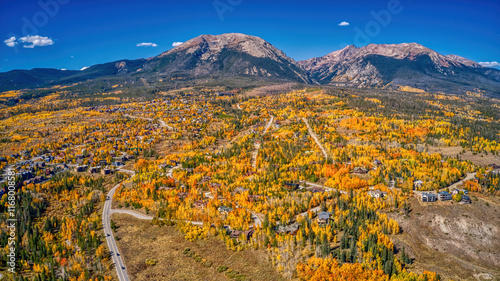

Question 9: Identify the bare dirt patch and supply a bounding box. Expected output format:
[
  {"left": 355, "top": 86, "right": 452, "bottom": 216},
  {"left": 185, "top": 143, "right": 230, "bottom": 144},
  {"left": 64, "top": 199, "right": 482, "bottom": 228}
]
[
  {"left": 111, "top": 214, "right": 284, "bottom": 281},
  {"left": 336, "top": 127, "right": 361, "bottom": 136},
  {"left": 389, "top": 196, "right": 500, "bottom": 280},
  {"left": 245, "top": 83, "right": 298, "bottom": 97}
]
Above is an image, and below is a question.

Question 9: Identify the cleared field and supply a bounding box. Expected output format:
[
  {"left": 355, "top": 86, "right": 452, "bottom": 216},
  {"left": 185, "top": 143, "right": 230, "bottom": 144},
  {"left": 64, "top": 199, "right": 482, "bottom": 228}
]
[
  {"left": 112, "top": 214, "right": 285, "bottom": 281},
  {"left": 428, "top": 146, "right": 500, "bottom": 167}
]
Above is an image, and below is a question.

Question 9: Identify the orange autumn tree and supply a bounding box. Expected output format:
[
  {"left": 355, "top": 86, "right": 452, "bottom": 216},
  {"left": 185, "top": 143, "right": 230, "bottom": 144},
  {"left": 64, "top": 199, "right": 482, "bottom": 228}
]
[{"left": 296, "top": 257, "right": 387, "bottom": 281}]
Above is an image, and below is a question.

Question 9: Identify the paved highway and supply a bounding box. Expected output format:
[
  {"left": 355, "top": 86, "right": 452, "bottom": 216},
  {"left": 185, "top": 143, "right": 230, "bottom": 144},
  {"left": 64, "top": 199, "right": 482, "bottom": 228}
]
[
  {"left": 102, "top": 168, "right": 135, "bottom": 281},
  {"left": 103, "top": 182, "right": 130, "bottom": 281}
]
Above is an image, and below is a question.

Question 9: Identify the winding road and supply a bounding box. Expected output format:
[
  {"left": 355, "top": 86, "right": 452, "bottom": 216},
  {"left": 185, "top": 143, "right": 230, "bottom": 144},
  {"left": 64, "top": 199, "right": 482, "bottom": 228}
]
[
  {"left": 446, "top": 172, "right": 476, "bottom": 191},
  {"left": 100, "top": 114, "right": 332, "bottom": 281},
  {"left": 103, "top": 179, "right": 132, "bottom": 281},
  {"left": 102, "top": 165, "right": 190, "bottom": 280}
]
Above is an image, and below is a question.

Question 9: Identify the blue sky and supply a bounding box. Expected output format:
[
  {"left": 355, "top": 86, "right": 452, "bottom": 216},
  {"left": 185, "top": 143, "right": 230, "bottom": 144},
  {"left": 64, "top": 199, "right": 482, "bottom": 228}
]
[{"left": 1, "top": 0, "right": 499, "bottom": 71}]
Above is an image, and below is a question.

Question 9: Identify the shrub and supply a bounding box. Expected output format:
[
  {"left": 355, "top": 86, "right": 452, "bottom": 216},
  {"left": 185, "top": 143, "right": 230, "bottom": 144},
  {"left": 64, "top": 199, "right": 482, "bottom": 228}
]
[
  {"left": 203, "top": 260, "right": 213, "bottom": 267},
  {"left": 145, "top": 258, "right": 158, "bottom": 266},
  {"left": 236, "top": 275, "right": 250, "bottom": 281},
  {"left": 216, "top": 265, "right": 229, "bottom": 273},
  {"left": 226, "top": 270, "right": 239, "bottom": 278}
]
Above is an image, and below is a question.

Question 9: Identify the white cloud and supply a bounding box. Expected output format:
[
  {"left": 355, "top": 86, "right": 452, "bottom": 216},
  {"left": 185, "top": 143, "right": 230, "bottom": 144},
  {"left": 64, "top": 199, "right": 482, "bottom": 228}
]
[
  {"left": 61, "top": 68, "right": 67, "bottom": 71},
  {"left": 338, "top": 21, "right": 350, "bottom": 26},
  {"left": 172, "top": 42, "right": 183, "bottom": 47},
  {"left": 19, "top": 35, "right": 54, "bottom": 48},
  {"left": 478, "top": 61, "right": 500, "bottom": 68},
  {"left": 136, "top": 42, "right": 158, "bottom": 47},
  {"left": 4, "top": 37, "right": 17, "bottom": 47},
  {"left": 80, "top": 66, "right": 89, "bottom": 71}
]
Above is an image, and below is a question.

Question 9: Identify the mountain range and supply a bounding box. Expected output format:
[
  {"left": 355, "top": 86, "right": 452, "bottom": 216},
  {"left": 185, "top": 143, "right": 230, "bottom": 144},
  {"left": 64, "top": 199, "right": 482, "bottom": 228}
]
[{"left": 1, "top": 33, "right": 499, "bottom": 94}]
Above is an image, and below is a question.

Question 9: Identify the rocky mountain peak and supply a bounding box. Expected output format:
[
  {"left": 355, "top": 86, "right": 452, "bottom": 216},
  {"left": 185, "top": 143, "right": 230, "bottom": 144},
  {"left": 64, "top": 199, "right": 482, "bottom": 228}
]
[{"left": 158, "top": 33, "right": 290, "bottom": 62}]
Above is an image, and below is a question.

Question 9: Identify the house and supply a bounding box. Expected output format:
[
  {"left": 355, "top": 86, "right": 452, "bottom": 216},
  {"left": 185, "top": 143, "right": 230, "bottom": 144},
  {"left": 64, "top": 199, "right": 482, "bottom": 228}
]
[
  {"left": 248, "top": 195, "right": 262, "bottom": 202},
  {"left": 374, "top": 159, "right": 383, "bottom": 166},
  {"left": 244, "top": 171, "right": 256, "bottom": 177},
  {"left": 460, "top": 195, "right": 472, "bottom": 204},
  {"left": 284, "top": 182, "right": 299, "bottom": 191},
  {"left": 413, "top": 180, "right": 424, "bottom": 189},
  {"left": 438, "top": 191, "right": 452, "bottom": 201},
  {"left": 230, "top": 229, "right": 254, "bottom": 240},
  {"left": 276, "top": 222, "right": 300, "bottom": 235},
  {"left": 74, "top": 165, "right": 88, "bottom": 172},
  {"left": 489, "top": 164, "right": 500, "bottom": 169},
  {"left": 421, "top": 192, "right": 437, "bottom": 202},
  {"left": 368, "top": 190, "right": 385, "bottom": 198},
  {"left": 317, "top": 212, "right": 331, "bottom": 224},
  {"left": 388, "top": 180, "right": 396, "bottom": 189},
  {"left": 18, "top": 171, "right": 33, "bottom": 180},
  {"left": 309, "top": 187, "right": 324, "bottom": 193},
  {"left": 210, "top": 183, "right": 222, "bottom": 189},
  {"left": 101, "top": 168, "right": 111, "bottom": 175},
  {"left": 218, "top": 206, "right": 233, "bottom": 214},
  {"left": 177, "top": 192, "right": 189, "bottom": 200},
  {"left": 194, "top": 200, "right": 208, "bottom": 209},
  {"left": 353, "top": 167, "right": 368, "bottom": 174},
  {"left": 89, "top": 166, "right": 101, "bottom": 174}
]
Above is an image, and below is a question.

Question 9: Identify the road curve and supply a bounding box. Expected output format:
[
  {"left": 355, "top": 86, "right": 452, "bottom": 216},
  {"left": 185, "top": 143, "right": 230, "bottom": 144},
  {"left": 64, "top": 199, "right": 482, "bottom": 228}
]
[{"left": 103, "top": 182, "right": 131, "bottom": 281}]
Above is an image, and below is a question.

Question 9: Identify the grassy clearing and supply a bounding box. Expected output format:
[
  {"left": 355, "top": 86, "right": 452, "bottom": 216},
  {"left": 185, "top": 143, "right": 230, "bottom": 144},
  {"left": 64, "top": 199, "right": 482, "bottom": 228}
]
[{"left": 112, "top": 213, "right": 285, "bottom": 281}]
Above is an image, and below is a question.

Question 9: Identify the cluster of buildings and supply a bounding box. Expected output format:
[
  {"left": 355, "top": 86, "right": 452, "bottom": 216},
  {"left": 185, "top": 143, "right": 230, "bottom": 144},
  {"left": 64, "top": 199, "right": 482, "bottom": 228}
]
[
  {"left": 367, "top": 189, "right": 387, "bottom": 198},
  {"left": 0, "top": 158, "right": 71, "bottom": 187},
  {"left": 421, "top": 188, "right": 471, "bottom": 204}
]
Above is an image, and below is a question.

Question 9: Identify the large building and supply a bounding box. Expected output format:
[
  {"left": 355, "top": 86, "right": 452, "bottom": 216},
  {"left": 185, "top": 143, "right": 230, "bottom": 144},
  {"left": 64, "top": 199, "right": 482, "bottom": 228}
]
[
  {"left": 421, "top": 192, "right": 437, "bottom": 202},
  {"left": 438, "top": 191, "right": 452, "bottom": 201}
]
